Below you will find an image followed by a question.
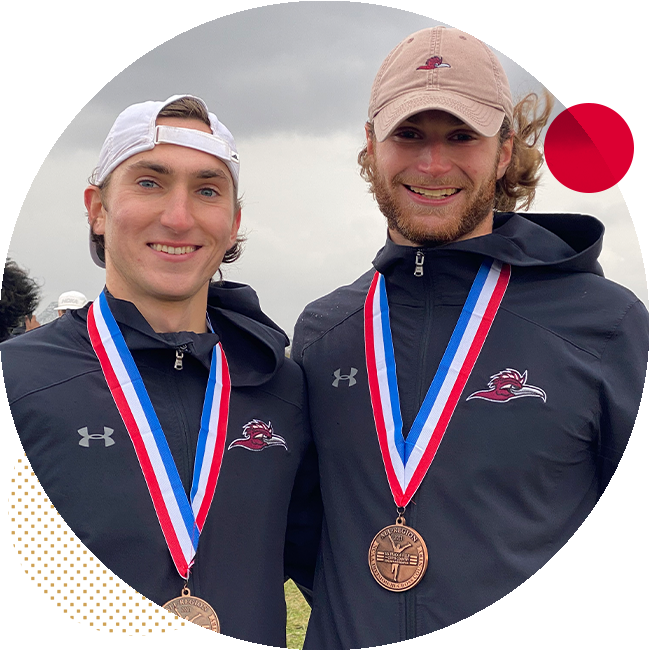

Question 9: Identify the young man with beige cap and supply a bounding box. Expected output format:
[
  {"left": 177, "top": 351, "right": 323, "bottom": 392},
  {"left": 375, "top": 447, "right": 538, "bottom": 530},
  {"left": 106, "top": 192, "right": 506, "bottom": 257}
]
[
  {"left": 292, "top": 26, "right": 647, "bottom": 648},
  {"left": 2, "top": 94, "right": 321, "bottom": 646}
]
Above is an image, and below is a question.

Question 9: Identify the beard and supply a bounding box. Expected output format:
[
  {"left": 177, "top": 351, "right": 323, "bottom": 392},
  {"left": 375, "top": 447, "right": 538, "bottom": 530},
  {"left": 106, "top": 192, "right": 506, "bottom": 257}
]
[{"left": 369, "top": 161, "right": 499, "bottom": 247}]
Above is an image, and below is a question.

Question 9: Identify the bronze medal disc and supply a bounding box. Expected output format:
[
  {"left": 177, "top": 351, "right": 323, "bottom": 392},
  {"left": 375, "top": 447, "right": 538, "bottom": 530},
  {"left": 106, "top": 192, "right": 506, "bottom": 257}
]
[
  {"left": 153, "top": 589, "right": 220, "bottom": 650},
  {"left": 368, "top": 522, "right": 428, "bottom": 592}
]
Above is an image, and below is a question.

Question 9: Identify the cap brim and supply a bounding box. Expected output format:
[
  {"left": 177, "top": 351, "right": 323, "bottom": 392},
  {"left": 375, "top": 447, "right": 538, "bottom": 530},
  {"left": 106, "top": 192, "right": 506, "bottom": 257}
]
[{"left": 373, "top": 90, "right": 506, "bottom": 140}]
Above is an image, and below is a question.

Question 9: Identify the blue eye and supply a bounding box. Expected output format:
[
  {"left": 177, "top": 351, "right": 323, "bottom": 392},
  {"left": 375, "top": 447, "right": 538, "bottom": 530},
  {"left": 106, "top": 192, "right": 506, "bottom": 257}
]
[
  {"left": 138, "top": 179, "right": 157, "bottom": 188},
  {"left": 199, "top": 188, "right": 218, "bottom": 197}
]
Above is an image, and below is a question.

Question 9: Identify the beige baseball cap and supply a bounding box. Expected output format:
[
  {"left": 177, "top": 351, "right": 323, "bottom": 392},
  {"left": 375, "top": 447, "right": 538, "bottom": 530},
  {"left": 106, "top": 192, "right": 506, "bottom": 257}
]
[{"left": 369, "top": 26, "right": 513, "bottom": 141}]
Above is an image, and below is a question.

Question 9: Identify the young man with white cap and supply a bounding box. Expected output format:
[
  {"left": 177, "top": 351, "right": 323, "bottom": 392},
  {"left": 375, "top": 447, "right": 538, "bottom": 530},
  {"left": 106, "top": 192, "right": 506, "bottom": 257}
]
[
  {"left": 2, "top": 95, "right": 321, "bottom": 646},
  {"left": 292, "top": 27, "right": 647, "bottom": 648}
]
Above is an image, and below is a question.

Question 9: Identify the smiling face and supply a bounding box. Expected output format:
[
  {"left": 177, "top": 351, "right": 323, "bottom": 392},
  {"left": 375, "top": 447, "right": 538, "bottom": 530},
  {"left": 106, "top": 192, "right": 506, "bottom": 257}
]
[
  {"left": 366, "top": 110, "right": 513, "bottom": 246},
  {"left": 84, "top": 117, "right": 241, "bottom": 313}
]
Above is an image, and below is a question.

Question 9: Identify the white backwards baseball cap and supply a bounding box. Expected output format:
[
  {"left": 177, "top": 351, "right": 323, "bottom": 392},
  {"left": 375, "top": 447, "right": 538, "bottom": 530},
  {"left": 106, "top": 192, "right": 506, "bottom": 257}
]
[
  {"left": 89, "top": 94, "right": 240, "bottom": 268},
  {"left": 93, "top": 94, "right": 239, "bottom": 188},
  {"left": 369, "top": 26, "right": 513, "bottom": 141}
]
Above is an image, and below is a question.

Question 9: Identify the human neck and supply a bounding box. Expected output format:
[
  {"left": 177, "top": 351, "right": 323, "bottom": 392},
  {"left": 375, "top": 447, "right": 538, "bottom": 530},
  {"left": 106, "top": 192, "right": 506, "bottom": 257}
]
[{"left": 105, "top": 282, "right": 209, "bottom": 334}]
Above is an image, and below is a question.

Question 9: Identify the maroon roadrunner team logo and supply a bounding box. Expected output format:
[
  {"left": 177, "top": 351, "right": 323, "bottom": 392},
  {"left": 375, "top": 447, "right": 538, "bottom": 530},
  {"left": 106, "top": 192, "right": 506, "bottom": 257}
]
[
  {"left": 466, "top": 368, "right": 547, "bottom": 403},
  {"left": 227, "top": 419, "right": 288, "bottom": 452},
  {"left": 416, "top": 56, "right": 451, "bottom": 70}
]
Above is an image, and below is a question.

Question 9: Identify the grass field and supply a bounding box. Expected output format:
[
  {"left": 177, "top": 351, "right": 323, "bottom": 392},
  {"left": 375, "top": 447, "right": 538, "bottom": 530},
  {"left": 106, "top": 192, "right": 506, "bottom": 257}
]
[{"left": 285, "top": 579, "right": 311, "bottom": 649}]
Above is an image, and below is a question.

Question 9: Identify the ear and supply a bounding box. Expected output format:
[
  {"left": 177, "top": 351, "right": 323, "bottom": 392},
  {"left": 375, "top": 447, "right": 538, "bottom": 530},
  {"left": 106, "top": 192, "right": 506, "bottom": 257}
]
[
  {"left": 496, "top": 132, "right": 514, "bottom": 180},
  {"left": 229, "top": 208, "right": 242, "bottom": 247},
  {"left": 84, "top": 185, "right": 107, "bottom": 235},
  {"left": 365, "top": 122, "right": 375, "bottom": 156}
]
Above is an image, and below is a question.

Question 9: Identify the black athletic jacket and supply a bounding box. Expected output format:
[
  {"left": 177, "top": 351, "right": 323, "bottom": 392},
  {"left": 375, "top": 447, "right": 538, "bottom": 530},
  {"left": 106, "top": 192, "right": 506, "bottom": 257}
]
[
  {"left": 292, "top": 212, "right": 648, "bottom": 649},
  {"left": 2, "top": 282, "right": 322, "bottom": 647}
]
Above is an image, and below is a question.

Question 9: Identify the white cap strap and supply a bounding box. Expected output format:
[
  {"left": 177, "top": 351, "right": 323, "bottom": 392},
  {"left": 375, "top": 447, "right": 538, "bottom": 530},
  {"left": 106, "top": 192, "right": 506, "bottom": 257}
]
[{"left": 154, "top": 125, "right": 240, "bottom": 164}]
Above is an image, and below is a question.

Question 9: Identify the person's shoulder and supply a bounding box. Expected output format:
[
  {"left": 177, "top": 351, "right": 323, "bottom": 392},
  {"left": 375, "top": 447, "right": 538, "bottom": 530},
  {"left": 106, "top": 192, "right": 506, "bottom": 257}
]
[
  {"left": 511, "top": 265, "right": 648, "bottom": 360},
  {"left": 556, "top": 268, "right": 645, "bottom": 320},
  {"left": 579, "top": 274, "right": 647, "bottom": 339},
  {"left": 299, "top": 269, "right": 374, "bottom": 322},
  {"left": 1, "top": 317, "right": 60, "bottom": 355},
  {"left": 258, "top": 353, "right": 306, "bottom": 405},
  {"left": 588, "top": 275, "right": 648, "bottom": 342},
  {"left": 0, "top": 313, "right": 96, "bottom": 404},
  {"left": 293, "top": 269, "right": 374, "bottom": 356}
]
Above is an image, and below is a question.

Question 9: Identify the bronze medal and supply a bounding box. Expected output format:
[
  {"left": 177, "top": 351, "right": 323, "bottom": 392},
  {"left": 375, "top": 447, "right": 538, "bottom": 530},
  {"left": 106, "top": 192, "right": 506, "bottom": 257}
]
[
  {"left": 153, "top": 587, "right": 220, "bottom": 650},
  {"left": 368, "top": 516, "right": 428, "bottom": 592}
]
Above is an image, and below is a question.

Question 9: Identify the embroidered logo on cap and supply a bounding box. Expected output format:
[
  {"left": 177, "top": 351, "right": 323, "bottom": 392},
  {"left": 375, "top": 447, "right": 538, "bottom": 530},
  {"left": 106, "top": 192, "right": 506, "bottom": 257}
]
[
  {"left": 466, "top": 368, "right": 546, "bottom": 403},
  {"left": 228, "top": 419, "right": 288, "bottom": 452},
  {"left": 416, "top": 56, "right": 451, "bottom": 71}
]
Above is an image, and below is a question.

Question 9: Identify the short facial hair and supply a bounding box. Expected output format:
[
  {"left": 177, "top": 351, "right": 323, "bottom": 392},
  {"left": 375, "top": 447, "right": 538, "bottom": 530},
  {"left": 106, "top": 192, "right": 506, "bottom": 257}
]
[{"left": 369, "top": 158, "right": 499, "bottom": 246}]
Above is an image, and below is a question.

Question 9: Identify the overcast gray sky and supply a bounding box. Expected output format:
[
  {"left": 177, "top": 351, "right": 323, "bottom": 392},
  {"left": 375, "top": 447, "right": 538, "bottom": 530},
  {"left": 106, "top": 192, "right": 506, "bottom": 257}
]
[{"left": 6, "top": 2, "right": 646, "bottom": 336}]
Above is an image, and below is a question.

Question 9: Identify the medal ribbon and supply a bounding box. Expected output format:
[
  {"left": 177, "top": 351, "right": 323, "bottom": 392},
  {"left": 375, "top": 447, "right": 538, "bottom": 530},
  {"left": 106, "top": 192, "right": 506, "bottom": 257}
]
[
  {"left": 364, "top": 257, "right": 510, "bottom": 508},
  {"left": 87, "top": 291, "right": 230, "bottom": 579}
]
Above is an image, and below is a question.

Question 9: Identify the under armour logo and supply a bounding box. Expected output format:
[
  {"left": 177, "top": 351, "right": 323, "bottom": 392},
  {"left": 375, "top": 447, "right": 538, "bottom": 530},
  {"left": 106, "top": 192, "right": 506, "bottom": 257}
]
[
  {"left": 332, "top": 368, "right": 358, "bottom": 387},
  {"left": 78, "top": 426, "right": 115, "bottom": 448}
]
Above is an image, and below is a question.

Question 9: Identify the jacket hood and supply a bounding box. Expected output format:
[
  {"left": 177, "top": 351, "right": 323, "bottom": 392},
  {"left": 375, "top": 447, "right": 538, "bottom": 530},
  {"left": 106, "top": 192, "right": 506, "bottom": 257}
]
[
  {"left": 374, "top": 212, "right": 605, "bottom": 276},
  {"left": 72, "top": 282, "right": 289, "bottom": 388},
  {"left": 207, "top": 281, "right": 290, "bottom": 387}
]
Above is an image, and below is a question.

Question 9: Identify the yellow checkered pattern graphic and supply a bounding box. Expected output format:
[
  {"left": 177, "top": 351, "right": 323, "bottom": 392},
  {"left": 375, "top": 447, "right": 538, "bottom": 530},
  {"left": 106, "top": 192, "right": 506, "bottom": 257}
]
[{"left": 8, "top": 456, "right": 188, "bottom": 634}]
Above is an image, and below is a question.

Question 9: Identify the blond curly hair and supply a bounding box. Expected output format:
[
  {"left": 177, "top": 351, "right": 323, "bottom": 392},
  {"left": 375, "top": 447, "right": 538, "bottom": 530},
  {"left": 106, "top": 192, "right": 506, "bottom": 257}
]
[{"left": 359, "top": 90, "right": 554, "bottom": 213}]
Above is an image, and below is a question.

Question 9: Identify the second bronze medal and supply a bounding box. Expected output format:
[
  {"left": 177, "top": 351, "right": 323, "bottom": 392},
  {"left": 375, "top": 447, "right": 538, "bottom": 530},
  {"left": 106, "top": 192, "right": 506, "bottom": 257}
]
[
  {"left": 368, "top": 515, "right": 428, "bottom": 592},
  {"left": 153, "top": 588, "right": 221, "bottom": 650}
]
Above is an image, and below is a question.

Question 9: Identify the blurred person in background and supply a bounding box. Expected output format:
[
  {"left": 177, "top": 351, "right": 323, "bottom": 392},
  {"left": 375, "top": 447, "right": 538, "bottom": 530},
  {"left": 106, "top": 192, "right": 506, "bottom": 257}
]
[
  {"left": 1, "top": 259, "right": 41, "bottom": 342},
  {"left": 56, "top": 290, "right": 88, "bottom": 316}
]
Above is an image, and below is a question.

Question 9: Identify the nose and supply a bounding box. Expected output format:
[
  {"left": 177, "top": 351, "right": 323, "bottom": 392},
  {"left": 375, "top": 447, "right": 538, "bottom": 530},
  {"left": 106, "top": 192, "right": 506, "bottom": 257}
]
[
  {"left": 415, "top": 141, "right": 453, "bottom": 177},
  {"left": 159, "top": 186, "right": 194, "bottom": 232}
]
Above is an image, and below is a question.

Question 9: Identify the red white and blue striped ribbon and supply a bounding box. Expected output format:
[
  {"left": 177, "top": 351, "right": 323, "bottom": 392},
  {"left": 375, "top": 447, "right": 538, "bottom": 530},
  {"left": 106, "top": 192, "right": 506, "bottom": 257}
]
[
  {"left": 364, "top": 258, "right": 510, "bottom": 508},
  {"left": 87, "top": 291, "right": 230, "bottom": 580}
]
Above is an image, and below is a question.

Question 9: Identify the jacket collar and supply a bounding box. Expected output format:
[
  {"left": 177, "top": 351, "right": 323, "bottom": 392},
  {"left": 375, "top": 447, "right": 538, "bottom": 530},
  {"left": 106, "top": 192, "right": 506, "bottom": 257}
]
[
  {"left": 75, "top": 283, "right": 288, "bottom": 388},
  {"left": 373, "top": 212, "right": 605, "bottom": 277}
]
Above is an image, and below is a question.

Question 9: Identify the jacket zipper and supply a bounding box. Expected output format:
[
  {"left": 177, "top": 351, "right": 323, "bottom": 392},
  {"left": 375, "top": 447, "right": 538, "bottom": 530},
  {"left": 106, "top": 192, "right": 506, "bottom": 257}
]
[
  {"left": 414, "top": 250, "right": 425, "bottom": 277},
  {"left": 170, "top": 342, "right": 198, "bottom": 596},
  {"left": 406, "top": 251, "right": 427, "bottom": 640},
  {"left": 174, "top": 345, "right": 188, "bottom": 370}
]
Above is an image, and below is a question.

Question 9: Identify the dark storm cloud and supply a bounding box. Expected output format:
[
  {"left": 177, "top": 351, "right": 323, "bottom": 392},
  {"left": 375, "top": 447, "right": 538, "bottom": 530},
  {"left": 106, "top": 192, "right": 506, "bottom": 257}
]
[
  {"left": 0, "top": 2, "right": 648, "bottom": 147},
  {"left": 14, "top": 1, "right": 608, "bottom": 331}
]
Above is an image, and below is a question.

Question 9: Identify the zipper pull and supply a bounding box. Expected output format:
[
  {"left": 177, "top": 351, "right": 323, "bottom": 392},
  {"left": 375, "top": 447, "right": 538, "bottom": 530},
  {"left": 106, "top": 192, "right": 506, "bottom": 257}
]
[
  {"left": 414, "top": 250, "right": 425, "bottom": 277},
  {"left": 174, "top": 348, "right": 184, "bottom": 370}
]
